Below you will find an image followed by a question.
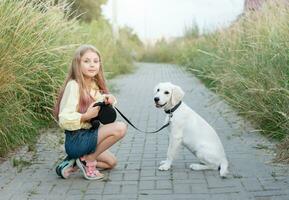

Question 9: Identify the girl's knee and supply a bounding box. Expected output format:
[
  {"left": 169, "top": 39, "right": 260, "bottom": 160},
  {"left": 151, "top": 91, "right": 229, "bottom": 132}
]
[
  {"left": 115, "top": 122, "right": 127, "bottom": 138},
  {"left": 109, "top": 158, "right": 117, "bottom": 169},
  {"left": 103, "top": 154, "right": 117, "bottom": 169}
]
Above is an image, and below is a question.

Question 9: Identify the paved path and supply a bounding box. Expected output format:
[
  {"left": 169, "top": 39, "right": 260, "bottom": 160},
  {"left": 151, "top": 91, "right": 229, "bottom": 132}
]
[{"left": 1, "top": 63, "right": 289, "bottom": 200}]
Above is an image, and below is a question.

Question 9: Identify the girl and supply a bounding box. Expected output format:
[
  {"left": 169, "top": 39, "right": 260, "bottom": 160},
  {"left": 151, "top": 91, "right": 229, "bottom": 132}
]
[{"left": 54, "top": 44, "right": 127, "bottom": 180}]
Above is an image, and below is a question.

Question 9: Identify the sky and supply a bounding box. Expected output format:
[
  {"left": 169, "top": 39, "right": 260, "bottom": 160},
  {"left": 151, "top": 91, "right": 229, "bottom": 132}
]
[{"left": 102, "top": 0, "right": 245, "bottom": 43}]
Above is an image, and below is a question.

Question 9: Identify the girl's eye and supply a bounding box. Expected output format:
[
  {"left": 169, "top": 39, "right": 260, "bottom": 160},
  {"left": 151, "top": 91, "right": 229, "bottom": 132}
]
[
  {"left": 84, "top": 60, "right": 89, "bottom": 63},
  {"left": 164, "top": 91, "right": 169, "bottom": 95},
  {"left": 94, "top": 60, "right": 100, "bottom": 63}
]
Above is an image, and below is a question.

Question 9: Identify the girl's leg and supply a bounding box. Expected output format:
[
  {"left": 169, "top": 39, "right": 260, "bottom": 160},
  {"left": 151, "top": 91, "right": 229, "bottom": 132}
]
[
  {"left": 96, "top": 150, "right": 117, "bottom": 169},
  {"left": 84, "top": 121, "right": 127, "bottom": 162}
]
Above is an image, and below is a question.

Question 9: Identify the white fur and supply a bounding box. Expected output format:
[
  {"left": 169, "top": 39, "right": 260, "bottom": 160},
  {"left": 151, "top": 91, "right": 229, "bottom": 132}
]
[{"left": 154, "top": 82, "right": 229, "bottom": 177}]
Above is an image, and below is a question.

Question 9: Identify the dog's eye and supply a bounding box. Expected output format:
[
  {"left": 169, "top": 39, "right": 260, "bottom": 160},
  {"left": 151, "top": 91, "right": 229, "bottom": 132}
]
[
  {"left": 157, "top": 89, "right": 160, "bottom": 92},
  {"left": 164, "top": 91, "right": 170, "bottom": 95}
]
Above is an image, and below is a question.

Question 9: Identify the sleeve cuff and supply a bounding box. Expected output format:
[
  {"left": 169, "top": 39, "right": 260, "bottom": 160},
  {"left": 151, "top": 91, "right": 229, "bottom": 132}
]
[{"left": 59, "top": 113, "right": 83, "bottom": 130}]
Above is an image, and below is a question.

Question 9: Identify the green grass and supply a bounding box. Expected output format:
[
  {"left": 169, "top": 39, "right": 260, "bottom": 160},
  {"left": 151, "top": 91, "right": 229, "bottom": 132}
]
[{"left": 0, "top": 0, "right": 76, "bottom": 156}]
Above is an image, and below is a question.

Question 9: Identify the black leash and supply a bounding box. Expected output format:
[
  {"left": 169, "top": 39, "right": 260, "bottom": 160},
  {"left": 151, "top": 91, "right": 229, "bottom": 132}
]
[
  {"left": 114, "top": 107, "right": 170, "bottom": 133},
  {"left": 113, "top": 101, "right": 182, "bottom": 133}
]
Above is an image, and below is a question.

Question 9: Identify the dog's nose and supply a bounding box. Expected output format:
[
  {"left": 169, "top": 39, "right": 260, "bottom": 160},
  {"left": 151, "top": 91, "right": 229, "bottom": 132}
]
[{"left": 154, "top": 97, "right": 159, "bottom": 102}]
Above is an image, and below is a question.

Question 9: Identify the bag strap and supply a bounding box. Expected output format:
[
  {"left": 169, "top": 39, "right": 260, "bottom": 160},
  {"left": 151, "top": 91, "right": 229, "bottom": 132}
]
[{"left": 114, "top": 107, "right": 170, "bottom": 133}]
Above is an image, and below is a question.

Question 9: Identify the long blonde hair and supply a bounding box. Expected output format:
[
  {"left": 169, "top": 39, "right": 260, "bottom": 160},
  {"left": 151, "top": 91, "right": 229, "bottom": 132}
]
[{"left": 54, "top": 44, "right": 109, "bottom": 120}]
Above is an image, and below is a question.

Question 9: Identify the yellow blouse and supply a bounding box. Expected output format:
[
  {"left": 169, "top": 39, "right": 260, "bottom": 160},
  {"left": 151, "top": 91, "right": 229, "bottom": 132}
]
[{"left": 58, "top": 80, "right": 105, "bottom": 131}]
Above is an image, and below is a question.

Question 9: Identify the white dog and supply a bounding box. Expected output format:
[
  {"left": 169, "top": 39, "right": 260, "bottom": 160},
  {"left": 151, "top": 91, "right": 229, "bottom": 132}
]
[{"left": 154, "top": 82, "right": 229, "bottom": 177}]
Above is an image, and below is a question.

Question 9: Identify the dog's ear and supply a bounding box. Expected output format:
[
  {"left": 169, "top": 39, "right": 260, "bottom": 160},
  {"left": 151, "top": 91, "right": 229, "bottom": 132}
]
[{"left": 171, "top": 85, "right": 185, "bottom": 105}]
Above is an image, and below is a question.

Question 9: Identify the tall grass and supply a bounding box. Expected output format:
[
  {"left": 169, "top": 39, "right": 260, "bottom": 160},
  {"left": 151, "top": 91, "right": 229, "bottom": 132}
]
[
  {"left": 178, "top": 1, "right": 289, "bottom": 140},
  {"left": 0, "top": 0, "right": 138, "bottom": 156},
  {"left": 0, "top": 0, "right": 78, "bottom": 155}
]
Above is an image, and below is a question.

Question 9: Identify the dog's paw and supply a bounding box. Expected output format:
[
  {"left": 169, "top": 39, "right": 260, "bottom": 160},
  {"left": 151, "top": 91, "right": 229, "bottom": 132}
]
[
  {"left": 158, "top": 161, "right": 171, "bottom": 171},
  {"left": 189, "top": 163, "right": 203, "bottom": 170},
  {"left": 160, "top": 160, "right": 167, "bottom": 165}
]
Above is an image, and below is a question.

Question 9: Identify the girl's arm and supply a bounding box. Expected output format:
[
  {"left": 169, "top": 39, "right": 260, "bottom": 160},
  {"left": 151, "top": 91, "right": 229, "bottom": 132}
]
[
  {"left": 80, "top": 102, "right": 100, "bottom": 122},
  {"left": 58, "top": 80, "right": 87, "bottom": 130}
]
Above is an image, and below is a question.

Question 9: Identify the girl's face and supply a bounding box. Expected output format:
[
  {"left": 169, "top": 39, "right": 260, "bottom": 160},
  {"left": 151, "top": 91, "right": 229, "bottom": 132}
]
[{"left": 80, "top": 50, "right": 100, "bottom": 79}]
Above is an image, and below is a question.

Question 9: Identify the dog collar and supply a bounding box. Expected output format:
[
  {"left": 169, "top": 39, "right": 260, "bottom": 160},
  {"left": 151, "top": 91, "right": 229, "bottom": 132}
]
[{"left": 165, "top": 101, "right": 182, "bottom": 115}]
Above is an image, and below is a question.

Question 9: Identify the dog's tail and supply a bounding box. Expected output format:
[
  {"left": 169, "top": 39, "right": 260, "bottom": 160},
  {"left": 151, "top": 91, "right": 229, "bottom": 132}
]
[{"left": 219, "top": 159, "right": 229, "bottom": 178}]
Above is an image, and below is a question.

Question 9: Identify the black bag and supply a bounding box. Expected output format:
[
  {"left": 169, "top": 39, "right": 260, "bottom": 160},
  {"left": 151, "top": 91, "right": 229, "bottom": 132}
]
[{"left": 90, "top": 102, "right": 117, "bottom": 128}]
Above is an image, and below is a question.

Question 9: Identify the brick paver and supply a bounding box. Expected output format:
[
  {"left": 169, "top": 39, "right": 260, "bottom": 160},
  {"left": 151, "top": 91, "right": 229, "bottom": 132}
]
[{"left": 1, "top": 63, "right": 289, "bottom": 200}]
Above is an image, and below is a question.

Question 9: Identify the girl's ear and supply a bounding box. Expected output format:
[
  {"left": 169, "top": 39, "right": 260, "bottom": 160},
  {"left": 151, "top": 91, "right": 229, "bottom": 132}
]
[{"left": 171, "top": 85, "right": 185, "bottom": 106}]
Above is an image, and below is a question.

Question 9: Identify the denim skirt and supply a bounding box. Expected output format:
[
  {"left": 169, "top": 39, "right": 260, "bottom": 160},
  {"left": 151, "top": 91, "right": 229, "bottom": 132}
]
[{"left": 65, "top": 128, "right": 98, "bottom": 159}]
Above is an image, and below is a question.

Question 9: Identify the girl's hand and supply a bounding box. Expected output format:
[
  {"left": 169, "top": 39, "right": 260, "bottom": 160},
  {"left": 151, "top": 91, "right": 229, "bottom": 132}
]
[
  {"left": 81, "top": 102, "right": 100, "bottom": 122},
  {"left": 104, "top": 94, "right": 116, "bottom": 105}
]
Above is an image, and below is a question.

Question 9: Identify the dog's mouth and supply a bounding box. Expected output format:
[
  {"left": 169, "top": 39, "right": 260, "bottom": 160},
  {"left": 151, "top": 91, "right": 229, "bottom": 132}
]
[{"left": 155, "top": 102, "right": 166, "bottom": 108}]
